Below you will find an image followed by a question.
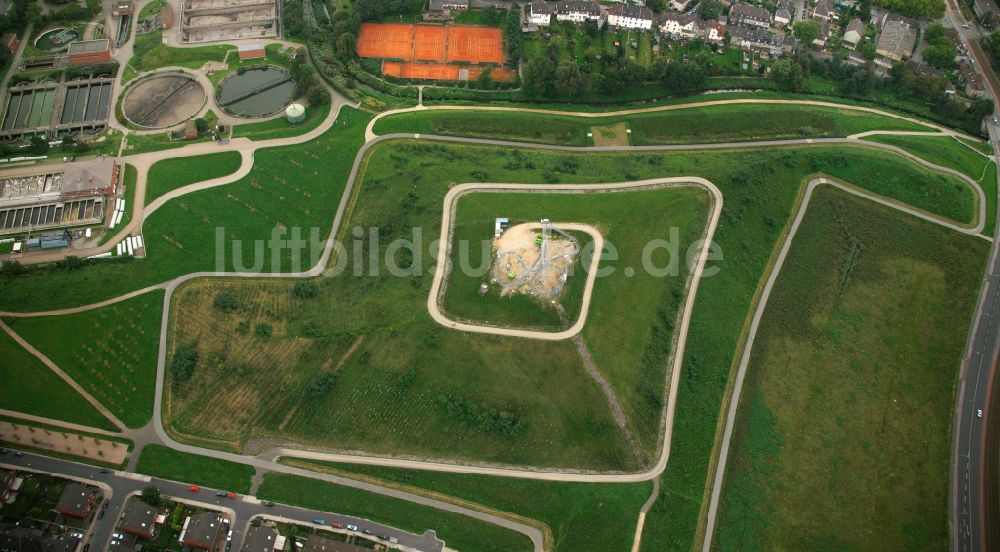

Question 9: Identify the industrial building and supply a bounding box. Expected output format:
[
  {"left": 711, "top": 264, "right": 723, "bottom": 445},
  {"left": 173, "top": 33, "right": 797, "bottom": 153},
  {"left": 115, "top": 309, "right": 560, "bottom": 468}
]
[
  {"left": 0, "top": 158, "right": 119, "bottom": 236},
  {"left": 180, "top": 0, "right": 279, "bottom": 43},
  {"left": 66, "top": 39, "right": 113, "bottom": 66}
]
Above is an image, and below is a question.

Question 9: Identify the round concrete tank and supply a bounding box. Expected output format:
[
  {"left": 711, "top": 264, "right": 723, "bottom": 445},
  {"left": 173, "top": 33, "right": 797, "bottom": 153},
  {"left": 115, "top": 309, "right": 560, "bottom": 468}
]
[{"left": 285, "top": 103, "right": 306, "bottom": 124}]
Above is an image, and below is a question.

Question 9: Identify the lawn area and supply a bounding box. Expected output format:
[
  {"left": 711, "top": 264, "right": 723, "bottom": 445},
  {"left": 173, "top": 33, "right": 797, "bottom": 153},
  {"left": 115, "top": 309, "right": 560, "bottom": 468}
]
[
  {"left": 441, "top": 187, "right": 710, "bottom": 459},
  {"left": 138, "top": 0, "right": 166, "bottom": 19},
  {"left": 714, "top": 186, "right": 987, "bottom": 550},
  {"left": 146, "top": 151, "right": 244, "bottom": 206},
  {"left": 130, "top": 30, "right": 234, "bottom": 74},
  {"left": 256, "top": 472, "right": 535, "bottom": 552},
  {"left": 99, "top": 163, "right": 137, "bottom": 245},
  {"left": 372, "top": 104, "right": 932, "bottom": 146},
  {"left": 282, "top": 458, "right": 651, "bottom": 552},
  {"left": 863, "top": 134, "right": 996, "bottom": 235},
  {"left": 0, "top": 107, "right": 371, "bottom": 312},
  {"left": 162, "top": 140, "right": 975, "bottom": 471},
  {"left": 0, "top": 328, "right": 114, "bottom": 430},
  {"left": 135, "top": 444, "right": 255, "bottom": 493},
  {"left": 4, "top": 291, "right": 164, "bottom": 429},
  {"left": 231, "top": 98, "right": 331, "bottom": 141},
  {"left": 123, "top": 131, "right": 215, "bottom": 155}
]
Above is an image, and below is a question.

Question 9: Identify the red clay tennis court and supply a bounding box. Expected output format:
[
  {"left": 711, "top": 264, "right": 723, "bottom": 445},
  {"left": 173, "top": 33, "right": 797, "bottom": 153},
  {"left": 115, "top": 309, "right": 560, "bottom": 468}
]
[
  {"left": 383, "top": 61, "right": 517, "bottom": 83},
  {"left": 356, "top": 23, "right": 413, "bottom": 59},
  {"left": 447, "top": 26, "right": 504, "bottom": 64},
  {"left": 357, "top": 23, "right": 504, "bottom": 65},
  {"left": 413, "top": 25, "right": 448, "bottom": 62}
]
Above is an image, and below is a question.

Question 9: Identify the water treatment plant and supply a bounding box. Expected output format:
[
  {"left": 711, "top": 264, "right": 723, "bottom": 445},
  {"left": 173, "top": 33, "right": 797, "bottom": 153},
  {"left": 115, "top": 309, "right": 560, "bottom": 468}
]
[
  {"left": 122, "top": 73, "right": 207, "bottom": 129},
  {"left": 216, "top": 67, "right": 293, "bottom": 117}
]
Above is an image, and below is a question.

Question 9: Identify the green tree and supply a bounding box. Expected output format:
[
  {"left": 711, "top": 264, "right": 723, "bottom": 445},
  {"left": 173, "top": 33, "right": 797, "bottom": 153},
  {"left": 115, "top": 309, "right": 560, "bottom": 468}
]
[
  {"left": 213, "top": 290, "right": 239, "bottom": 313},
  {"left": 553, "top": 61, "right": 589, "bottom": 97},
  {"left": 700, "top": 0, "right": 724, "bottom": 20},
  {"left": 770, "top": 58, "right": 805, "bottom": 91},
  {"left": 477, "top": 66, "right": 494, "bottom": 89},
  {"left": 170, "top": 345, "right": 198, "bottom": 382},
  {"left": 523, "top": 56, "right": 556, "bottom": 96},
  {"left": 293, "top": 281, "right": 319, "bottom": 298},
  {"left": 141, "top": 486, "right": 161, "bottom": 506},
  {"left": 793, "top": 20, "right": 821, "bottom": 45}
]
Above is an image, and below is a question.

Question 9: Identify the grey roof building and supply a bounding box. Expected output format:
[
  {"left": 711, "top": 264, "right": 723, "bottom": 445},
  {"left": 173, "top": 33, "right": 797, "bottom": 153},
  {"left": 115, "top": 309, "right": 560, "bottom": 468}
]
[
  {"left": 876, "top": 14, "right": 917, "bottom": 61},
  {"left": 180, "top": 511, "right": 225, "bottom": 550},
  {"left": 240, "top": 526, "right": 278, "bottom": 552},
  {"left": 120, "top": 500, "right": 158, "bottom": 538},
  {"left": 54, "top": 484, "right": 93, "bottom": 519}
]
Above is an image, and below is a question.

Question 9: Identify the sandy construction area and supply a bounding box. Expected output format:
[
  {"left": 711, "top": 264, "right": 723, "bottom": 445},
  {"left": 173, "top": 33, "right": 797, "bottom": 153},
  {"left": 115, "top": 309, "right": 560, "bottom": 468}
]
[
  {"left": 0, "top": 422, "right": 127, "bottom": 464},
  {"left": 493, "top": 222, "right": 576, "bottom": 298}
]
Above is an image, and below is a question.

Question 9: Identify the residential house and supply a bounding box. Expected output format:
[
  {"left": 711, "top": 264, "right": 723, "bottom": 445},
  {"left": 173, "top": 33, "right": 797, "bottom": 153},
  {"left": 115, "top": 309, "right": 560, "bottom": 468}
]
[
  {"left": 842, "top": 18, "right": 865, "bottom": 49},
  {"left": 875, "top": 14, "right": 917, "bottom": 61},
  {"left": 180, "top": 511, "right": 226, "bottom": 550},
  {"left": 554, "top": 1, "right": 602, "bottom": 22},
  {"left": 812, "top": 0, "right": 836, "bottom": 21},
  {"left": 730, "top": 23, "right": 781, "bottom": 55},
  {"left": 728, "top": 3, "right": 771, "bottom": 28},
  {"left": 0, "top": 470, "right": 20, "bottom": 504},
  {"left": 608, "top": 3, "right": 655, "bottom": 29},
  {"left": 670, "top": 0, "right": 697, "bottom": 11},
  {"left": 120, "top": 501, "right": 159, "bottom": 539},
  {"left": 302, "top": 535, "right": 369, "bottom": 552},
  {"left": 959, "top": 61, "right": 986, "bottom": 96},
  {"left": 660, "top": 12, "right": 701, "bottom": 39},
  {"left": 55, "top": 484, "right": 95, "bottom": 519},
  {"left": 528, "top": 1, "right": 554, "bottom": 26},
  {"left": 973, "top": 0, "right": 997, "bottom": 21},
  {"left": 240, "top": 526, "right": 280, "bottom": 552},
  {"left": 812, "top": 19, "right": 831, "bottom": 46},
  {"left": 425, "top": 0, "right": 469, "bottom": 19},
  {"left": 774, "top": 0, "right": 794, "bottom": 27},
  {"left": 0, "top": 525, "right": 78, "bottom": 552},
  {"left": 705, "top": 19, "right": 726, "bottom": 43}
]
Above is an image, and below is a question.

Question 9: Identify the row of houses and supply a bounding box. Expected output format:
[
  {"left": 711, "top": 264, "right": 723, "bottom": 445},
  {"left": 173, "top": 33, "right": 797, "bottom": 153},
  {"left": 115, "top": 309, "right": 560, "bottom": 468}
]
[{"left": 529, "top": 1, "right": 727, "bottom": 42}]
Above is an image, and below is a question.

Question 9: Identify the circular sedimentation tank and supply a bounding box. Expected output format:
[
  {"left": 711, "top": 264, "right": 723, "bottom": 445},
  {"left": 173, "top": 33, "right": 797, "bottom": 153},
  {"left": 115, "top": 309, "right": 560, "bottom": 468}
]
[
  {"left": 121, "top": 74, "right": 207, "bottom": 129},
  {"left": 285, "top": 103, "right": 305, "bottom": 123},
  {"left": 217, "top": 67, "right": 295, "bottom": 118},
  {"left": 34, "top": 27, "right": 79, "bottom": 52}
]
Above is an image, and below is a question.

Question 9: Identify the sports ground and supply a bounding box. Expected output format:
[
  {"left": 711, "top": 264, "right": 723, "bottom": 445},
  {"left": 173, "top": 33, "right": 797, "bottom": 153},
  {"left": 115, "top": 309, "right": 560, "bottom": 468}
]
[{"left": 358, "top": 23, "right": 508, "bottom": 82}]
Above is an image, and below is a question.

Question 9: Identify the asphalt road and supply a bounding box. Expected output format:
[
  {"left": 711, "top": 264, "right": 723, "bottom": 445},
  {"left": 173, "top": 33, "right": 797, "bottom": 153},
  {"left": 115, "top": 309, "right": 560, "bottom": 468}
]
[
  {"left": 951, "top": 119, "right": 1000, "bottom": 552},
  {"left": 0, "top": 450, "right": 442, "bottom": 552},
  {"left": 941, "top": 4, "right": 1000, "bottom": 551}
]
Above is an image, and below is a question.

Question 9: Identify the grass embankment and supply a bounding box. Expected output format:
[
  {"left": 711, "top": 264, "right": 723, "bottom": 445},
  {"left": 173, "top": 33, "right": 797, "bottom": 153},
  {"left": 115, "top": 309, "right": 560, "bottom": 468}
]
[
  {"left": 135, "top": 444, "right": 255, "bottom": 493},
  {"left": 0, "top": 414, "right": 133, "bottom": 468},
  {"left": 863, "top": 134, "right": 997, "bottom": 235},
  {"left": 130, "top": 30, "right": 233, "bottom": 75},
  {"left": 0, "top": 107, "right": 372, "bottom": 312},
  {"left": 256, "top": 472, "right": 535, "bottom": 552},
  {"left": 99, "top": 163, "right": 137, "bottom": 246},
  {"left": 282, "top": 458, "right": 652, "bottom": 552},
  {"left": 145, "top": 151, "right": 244, "bottom": 205},
  {"left": 166, "top": 182, "right": 708, "bottom": 468},
  {"left": 372, "top": 104, "right": 931, "bottom": 146},
  {"left": 714, "top": 187, "right": 987, "bottom": 550},
  {"left": 231, "top": 99, "right": 332, "bottom": 141},
  {"left": 165, "top": 141, "right": 974, "bottom": 470},
  {"left": 0, "top": 328, "right": 114, "bottom": 430},
  {"left": 4, "top": 291, "right": 163, "bottom": 429},
  {"left": 207, "top": 43, "right": 294, "bottom": 86}
]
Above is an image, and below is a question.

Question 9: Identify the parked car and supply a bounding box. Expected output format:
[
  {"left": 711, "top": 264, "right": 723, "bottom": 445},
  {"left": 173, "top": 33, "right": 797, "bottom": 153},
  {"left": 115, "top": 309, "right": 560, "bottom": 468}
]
[
  {"left": 97, "top": 510, "right": 104, "bottom": 520},
  {"left": 226, "top": 530, "right": 233, "bottom": 542},
  {"left": 377, "top": 533, "right": 390, "bottom": 540},
  {"left": 389, "top": 536, "right": 399, "bottom": 544},
  {"left": 312, "top": 519, "right": 326, "bottom": 525},
  {"left": 101, "top": 501, "right": 109, "bottom": 510},
  {"left": 330, "top": 522, "right": 344, "bottom": 529},
  {"left": 227, "top": 492, "right": 236, "bottom": 499},
  {"left": 362, "top": 529, "right": 374, "bottom": 535},
  {"left": 978, "top": 409, "right": 984, "bottom": 418},
  {"left": 216, "top": 491, "right": 227, "bottom": 497},
  {"left": 189, "top": 485, "right": 200, "bottom": 492},
  {"left": 11, "top": 451, "right": 22, "bottom": 457},
  {"left": 262, "top": 501, "right": 274, "bottom": 507},
  {"left": 82, "top": 544, "right": 90, "bottom": 552},
  {"left": 225, "top": 543, "right": 232, "bottom": 552},
  {"left": 346, "top": 524, "right": 358, "bottom": 531},
  {"left": 98, "top": 468, "right": 110, "bottom": 474}
]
